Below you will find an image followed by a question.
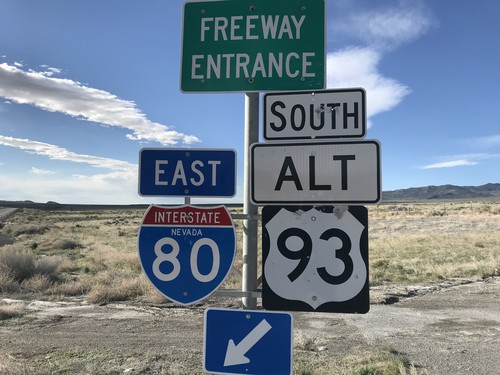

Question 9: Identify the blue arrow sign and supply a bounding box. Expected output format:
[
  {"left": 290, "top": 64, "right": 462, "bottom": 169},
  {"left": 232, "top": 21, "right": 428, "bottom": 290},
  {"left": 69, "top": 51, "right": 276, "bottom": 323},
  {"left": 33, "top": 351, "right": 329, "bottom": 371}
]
[
  {"left": 139, "top": 148, "right": 236, "bottom": 197},
  {"left": 204, "top": 308, "right": 293, "bottom": 375}
]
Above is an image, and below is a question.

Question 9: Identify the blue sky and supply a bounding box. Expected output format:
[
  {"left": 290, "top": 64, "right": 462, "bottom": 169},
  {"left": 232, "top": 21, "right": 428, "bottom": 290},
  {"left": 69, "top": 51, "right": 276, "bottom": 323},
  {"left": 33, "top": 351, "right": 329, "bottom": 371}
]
[{"left": 0, "top": 0, "right": 499, "bottom": 204}]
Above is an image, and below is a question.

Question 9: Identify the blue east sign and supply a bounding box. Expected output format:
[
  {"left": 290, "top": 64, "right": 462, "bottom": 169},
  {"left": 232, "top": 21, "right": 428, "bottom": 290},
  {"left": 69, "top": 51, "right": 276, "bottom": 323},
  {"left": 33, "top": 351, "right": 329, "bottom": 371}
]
[{"left": 139, "top": 148, "right": 236, "bottom": 197}]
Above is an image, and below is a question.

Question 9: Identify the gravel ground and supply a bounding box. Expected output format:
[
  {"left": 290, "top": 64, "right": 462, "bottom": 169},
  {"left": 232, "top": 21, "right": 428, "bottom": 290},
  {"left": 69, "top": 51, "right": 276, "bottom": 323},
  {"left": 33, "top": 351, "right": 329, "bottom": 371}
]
[{"left": 1, "top": 277, "right": 499, "bottom": 374}]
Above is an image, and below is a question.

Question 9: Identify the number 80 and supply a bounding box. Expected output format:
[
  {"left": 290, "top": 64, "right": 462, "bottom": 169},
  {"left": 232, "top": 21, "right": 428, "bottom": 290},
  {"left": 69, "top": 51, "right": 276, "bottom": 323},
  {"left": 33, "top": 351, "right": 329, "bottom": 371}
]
[{"left": 152, "top": 237, "right": 220, "bottom": 283}]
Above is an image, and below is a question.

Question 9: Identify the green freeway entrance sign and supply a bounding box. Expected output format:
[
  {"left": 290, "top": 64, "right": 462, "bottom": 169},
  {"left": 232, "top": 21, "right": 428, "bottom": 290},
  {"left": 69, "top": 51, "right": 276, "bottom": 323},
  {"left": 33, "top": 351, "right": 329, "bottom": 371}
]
[{"left": 181, "top": 0, "right": 325, "bottom": 93}]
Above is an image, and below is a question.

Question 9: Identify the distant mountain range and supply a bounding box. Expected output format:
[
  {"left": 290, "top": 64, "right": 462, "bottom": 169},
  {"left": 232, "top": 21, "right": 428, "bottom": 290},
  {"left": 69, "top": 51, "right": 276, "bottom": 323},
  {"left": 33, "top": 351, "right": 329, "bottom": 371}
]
[
  {"left": 382, "top": 183, "right": 500, "bottom": 201},
  {"left": 1, "top": 184, "right": 499, "bottom": 209}
]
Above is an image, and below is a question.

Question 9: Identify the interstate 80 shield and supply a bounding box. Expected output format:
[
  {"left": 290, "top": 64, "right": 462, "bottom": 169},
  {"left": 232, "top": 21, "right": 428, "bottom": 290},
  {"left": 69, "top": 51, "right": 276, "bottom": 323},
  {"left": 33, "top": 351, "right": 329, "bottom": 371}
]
[
  {"left": 138, "top": 205, "right": 236, "bottom": 306},
  {"left": 262, "top": 205, "right": 369, "bottom": 313}
]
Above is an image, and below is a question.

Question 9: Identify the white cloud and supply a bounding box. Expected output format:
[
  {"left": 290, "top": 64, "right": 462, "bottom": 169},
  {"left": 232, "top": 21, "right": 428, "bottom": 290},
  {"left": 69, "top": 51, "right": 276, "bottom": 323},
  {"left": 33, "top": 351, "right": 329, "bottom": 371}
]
[
  {"left": 0, "top": 135, "right": 141, "bottom": 204},
  {"left": 36, "top": 65, "right": 63, "bottom": 77},
  {"left": 327, "top": 47, "right": 410, "bottom": 125},
  {"left": 0, "top": 134, "right": 245, "bottom": 204},
  {"left": 421, "top": 160, "right": 478, "bottom": 169},
  {"left": 0, "top": 135, "right": 136, "bottom": 172},
  {"left": 470, "top": 134, "right": 500, "bottom": 149},
  {"left": 333, "top": 1, "right": 435, "bottom": 51},
  {"left": 0, "top": 170, "right": 140, "bottom": 204},
  {"left": 31, "top": 167, "right": 56, "bottom": 175},
  {"left": 420, "top": 153, "right": 500, "bottom": 169},
  {"left": 325, "top": 1, "right": 434, "bottom": 127},
  {"left": 0, "top": 63, "right": 200, "bottom": 145}
]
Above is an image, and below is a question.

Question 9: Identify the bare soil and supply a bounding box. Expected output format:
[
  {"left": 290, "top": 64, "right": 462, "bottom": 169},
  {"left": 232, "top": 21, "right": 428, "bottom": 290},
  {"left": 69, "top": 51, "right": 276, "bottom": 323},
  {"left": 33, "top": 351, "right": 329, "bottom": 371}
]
[{"left": 1, "top": 277, "right": 499, "bottom": 375}]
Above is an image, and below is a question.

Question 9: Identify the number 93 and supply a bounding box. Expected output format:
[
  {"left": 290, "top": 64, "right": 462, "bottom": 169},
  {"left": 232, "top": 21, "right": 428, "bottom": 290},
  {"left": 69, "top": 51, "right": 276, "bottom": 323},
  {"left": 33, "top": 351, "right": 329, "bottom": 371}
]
[{"left": 277, "top": 228, "right": 353, "bottom": 285}]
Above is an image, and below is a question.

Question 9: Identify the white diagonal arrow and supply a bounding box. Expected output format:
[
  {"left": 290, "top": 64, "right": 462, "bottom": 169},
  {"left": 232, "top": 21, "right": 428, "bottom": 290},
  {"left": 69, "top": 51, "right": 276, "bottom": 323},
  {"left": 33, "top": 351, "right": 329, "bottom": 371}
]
[{"left": 223, "top": 318, "right": 272, "bottom": 367}]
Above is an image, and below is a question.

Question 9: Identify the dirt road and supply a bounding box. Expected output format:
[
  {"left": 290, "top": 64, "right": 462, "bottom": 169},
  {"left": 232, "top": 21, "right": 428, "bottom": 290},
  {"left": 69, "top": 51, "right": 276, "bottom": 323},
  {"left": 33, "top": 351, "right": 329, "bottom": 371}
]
[
  {"left": 303, "top": 278, "right": 500, "bottom": 375},
  {"left": 1, "top": 277, "right": 499, "bottom": 374}
]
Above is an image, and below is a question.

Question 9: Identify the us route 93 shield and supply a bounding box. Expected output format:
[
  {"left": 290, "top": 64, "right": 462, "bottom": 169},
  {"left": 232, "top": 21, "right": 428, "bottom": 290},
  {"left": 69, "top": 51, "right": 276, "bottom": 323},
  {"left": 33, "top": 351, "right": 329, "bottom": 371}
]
[{"left": 262, "top": 205, "right": 369, "bottom": 313}]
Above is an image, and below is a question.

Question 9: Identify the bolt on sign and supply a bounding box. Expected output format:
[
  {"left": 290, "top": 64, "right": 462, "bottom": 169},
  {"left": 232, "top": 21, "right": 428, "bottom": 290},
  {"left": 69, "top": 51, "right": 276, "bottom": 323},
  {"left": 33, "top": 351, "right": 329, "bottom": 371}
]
[
  {"left": 250, "top": 140, "right": 381, "bottom": 205},
  {"left": 181, "top": 0, "right": 325, "bottom": 92},
  {"left": 138, "top": 205, "right": 236, "bottom": 306},
  {"left": 263, "top": 88, "right": 367, "bottom": 141},
  {"left": 262, "top": 205, "right": 369, "bottom": 313}
]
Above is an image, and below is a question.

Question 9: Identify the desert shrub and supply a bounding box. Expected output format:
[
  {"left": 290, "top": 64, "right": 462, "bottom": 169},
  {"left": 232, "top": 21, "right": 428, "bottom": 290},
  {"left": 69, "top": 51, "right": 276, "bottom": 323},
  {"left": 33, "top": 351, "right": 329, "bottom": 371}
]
[
  {"left": 0, "top": 246, "right": 60, "bottom": 282},
  {"left": 430, "top": 210, "right": 447, "bottom": 217},
  {"left": 0, "top": 246, "right": 36, "bottom": 281},
  {"left": 352, "top": 367, "right": 385, "bottom": 375},
  {"left": 56, "top": 257, "right": 80, "bottom": 273},
  {"left": 50, "top": 279, "right": 92, "bottom": 297},
  {"left": 36, "top": 256, "right": 60, "bottom": 277},
  {"left": 87, "top": 277, "right": 147, "bottom": 304},
  {"left": 0, "top": 233, "right": 13, "bottom": 246},
  {"left": 0, "top": 304, "right": 26, "bottom": 321},
  {"left": 8, "top": 224, "right": 50, "bottom": 236},
  {"left": 21, "top": 274, "right": 54, "bottom": 292},
  {"left": 52, "top": 239, "right": 82, "bottom": 250},
  {"left": 0, "top": 272, "right": 19, "bottom": 293}
]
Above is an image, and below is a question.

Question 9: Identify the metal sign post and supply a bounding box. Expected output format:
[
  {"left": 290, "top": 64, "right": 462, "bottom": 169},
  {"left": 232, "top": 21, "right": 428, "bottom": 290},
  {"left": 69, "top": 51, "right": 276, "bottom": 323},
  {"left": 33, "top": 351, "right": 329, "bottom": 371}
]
[{"left": 242, "top": 92, "right": 259, "bottom": 309}]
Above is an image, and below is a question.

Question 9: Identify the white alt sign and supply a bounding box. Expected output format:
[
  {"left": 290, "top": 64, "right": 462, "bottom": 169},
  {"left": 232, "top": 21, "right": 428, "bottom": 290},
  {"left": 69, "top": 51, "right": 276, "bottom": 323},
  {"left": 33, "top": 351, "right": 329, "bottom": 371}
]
[
  {"left": 251, "top": 140, "right": 381, "bottom": 205},
  {"left": 264, "top": 88, "right": 366, "bottom": 140}
]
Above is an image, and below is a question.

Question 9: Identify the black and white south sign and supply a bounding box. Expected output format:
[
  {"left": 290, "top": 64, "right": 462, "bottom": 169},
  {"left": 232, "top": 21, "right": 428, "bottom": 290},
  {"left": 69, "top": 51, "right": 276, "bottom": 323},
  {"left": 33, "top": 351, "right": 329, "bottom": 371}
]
[
  {"left": 263, "top": 88, "right": 366, "bottom": 141},
  {"left": 262, "top": 205, "right": 369, "bottom": 313}
]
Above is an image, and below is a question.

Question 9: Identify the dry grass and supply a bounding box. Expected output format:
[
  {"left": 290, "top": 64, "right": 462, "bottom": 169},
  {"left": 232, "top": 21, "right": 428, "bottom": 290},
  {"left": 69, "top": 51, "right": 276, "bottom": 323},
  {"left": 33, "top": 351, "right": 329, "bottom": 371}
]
[
  {"left": 0, "top": 303, "right": 26, "bottom": 321},
  {"left": 0, "top": 354, "right": 31, "bottom": 374},
  {"left": 0, "top": 201, "right": 499, "bottom": 306},
  {"left": 369, "top": 201, "right": 500, "bottom": 286},
  {"left": 293, "top": 332, "right": 419, "bottom": 375},
  {"left": 86, "top": 273, "right": 151, "bottom": 304},
  {"left": 0, "top": 271, "right": 19, "bottom": 293},
  {"left": 0, "top": 246, "right": 60, "bottom": 290},
  {"left": 0, "top": 350, "right": 199, "bottom": 375},
  {"left": 294, "top": 342, "right": 419, "bottom": 375},
  {"left": 0, "top": 208, "right": 250, "bottom": 304}
]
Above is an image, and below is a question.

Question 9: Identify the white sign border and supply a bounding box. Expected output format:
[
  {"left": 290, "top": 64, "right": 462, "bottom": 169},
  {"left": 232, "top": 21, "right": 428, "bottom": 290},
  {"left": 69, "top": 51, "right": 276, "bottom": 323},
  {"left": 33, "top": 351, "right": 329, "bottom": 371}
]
[
  {"left": 137, "top": 204, "right": 237, "bottom": 306},
  {"left": 138, "top": 147, "right": 237, "bottom": 198},
  {"left": 203, "top": 307, "right": 294, "bottom": 375},
  {"left": 250, "top": 140, "right": 382, "bottom": 205},
  {"left": 263, "top": 88, "right": 366, "bottom": 140},
  {"left": 179, "top": 0, "right": 326, "bottom": 93}
]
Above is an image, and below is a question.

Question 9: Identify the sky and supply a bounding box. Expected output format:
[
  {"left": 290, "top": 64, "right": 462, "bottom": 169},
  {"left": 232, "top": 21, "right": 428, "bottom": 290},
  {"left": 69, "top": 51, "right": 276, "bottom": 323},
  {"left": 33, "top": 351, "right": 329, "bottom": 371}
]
[{"left": 0, "top": 0, "right": 499, "bottom": 205}]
